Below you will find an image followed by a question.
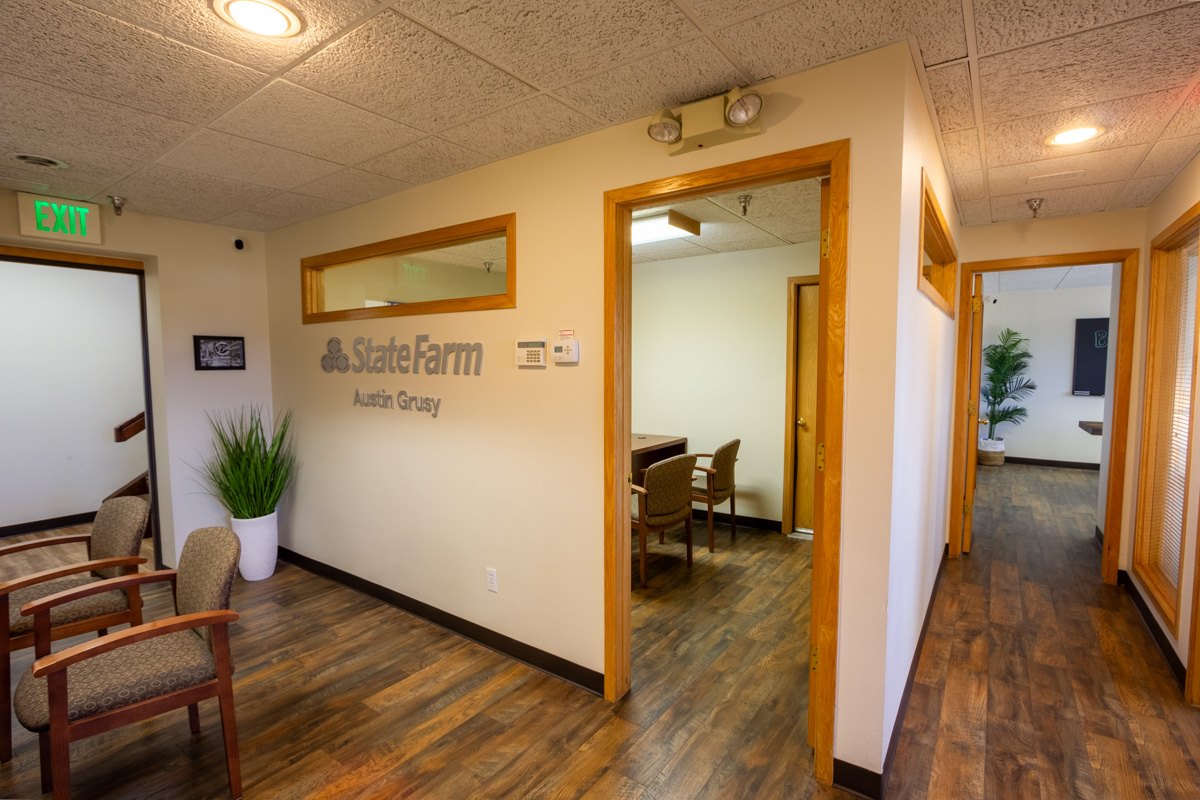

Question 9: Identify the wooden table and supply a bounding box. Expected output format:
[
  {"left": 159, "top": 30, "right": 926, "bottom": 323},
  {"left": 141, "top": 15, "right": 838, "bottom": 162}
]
[
  {"left": 631, "top": 434, "right": 688, "bottom": 483},
  {"left": 1079, "top": 420, "right": 1103, "bottom": 436}
]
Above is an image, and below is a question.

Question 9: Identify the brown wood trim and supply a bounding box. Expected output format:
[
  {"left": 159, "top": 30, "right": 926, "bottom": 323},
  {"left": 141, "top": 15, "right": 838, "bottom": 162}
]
[
  {"left": 783, "top": 274, "right": 821, "bottom": 534},
  {"left": 32, "top": 611, "right": 236, "bottom": 676},
  {"left": 300, "top": 213, "right": 516, "bottom": 324},
  {"left": 953, "top": 249, "right": 1137, "bottom": 586},
  {"left": 915, "top": 169, "right": 958, "bottom": 319},
  {"left": 0, "top": 535, "right": 90, "bottom": 558},
  {"left": 1152, "top": 197, "right": 1200, "bottom": 250},
  {"left": 809, "top": 175, "right": 831, "bottom": 748},
  {"left": 0, "top": 244, "right": 143, "bottom": 272},
  {"left": 948, "top": 265, "right": 974, "bottom": 557},
  {"left": 0, "top": 558, "right": 145, "bottom": 597},
  {"left": 603, "top": 140, "right": 849, "bottom": 785},
  {"left": 962, "top": 274, "right": 984, "bottom": 553},
  {"left": 113, "top": 412, "right": 145, "bottom": 442}
]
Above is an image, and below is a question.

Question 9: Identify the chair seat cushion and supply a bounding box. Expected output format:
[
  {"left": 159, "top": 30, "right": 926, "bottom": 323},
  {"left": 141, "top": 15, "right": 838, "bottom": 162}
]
[
  {"left": 8, "top": 575, "right": 130, "bottom": 637},
  {"left": 14, "top": 630, "right": 216, "bottom": 732},
  {"left": 632, "top": 495, "right": 691, "bottom": 528}
]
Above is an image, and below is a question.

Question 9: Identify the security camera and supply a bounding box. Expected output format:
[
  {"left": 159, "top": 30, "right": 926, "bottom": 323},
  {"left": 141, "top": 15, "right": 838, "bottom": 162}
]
[
  {"left": 991, "top": 297, "right": 998, "bottom": 304},
  {"left": 232, "top": 237, "right": 246, "bottom": 251}
]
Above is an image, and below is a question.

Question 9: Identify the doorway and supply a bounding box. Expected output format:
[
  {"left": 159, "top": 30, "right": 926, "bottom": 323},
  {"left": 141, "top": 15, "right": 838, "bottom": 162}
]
[
  {"left": 0, "top": 244, "right": 163, "bottom": 567},
  {"left": 603, "top": 140, "right": 849, "bottom": 783},
  {"left": 950, "top": 249, "right": 1139, "bottom": 586},
  {"left": 784, "top": 276, "right": 821, "bottom": 538}
]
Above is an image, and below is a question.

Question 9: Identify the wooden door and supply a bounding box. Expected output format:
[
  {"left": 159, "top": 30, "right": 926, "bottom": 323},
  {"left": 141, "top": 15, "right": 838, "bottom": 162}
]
[
  {"left": 963, "top": 273, "right": 984, "bottom": 553},
  {"left": 793, "top": 283, "right": 819, "bottom": 532}
]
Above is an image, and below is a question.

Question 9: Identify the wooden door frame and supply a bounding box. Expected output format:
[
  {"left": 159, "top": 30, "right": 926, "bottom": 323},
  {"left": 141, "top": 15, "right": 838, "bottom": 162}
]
[
  {"left": 948, "top": 249, "right": 1139, "bottom": 587},
  {"left": 782, "top": 274, "right": 822, "bottom": 533},
  {"left": 603, "top": 139, "right": 850, "bottom": 784},
  {"left": 0, "top": 244, "right": 164, "bottom": 569}
]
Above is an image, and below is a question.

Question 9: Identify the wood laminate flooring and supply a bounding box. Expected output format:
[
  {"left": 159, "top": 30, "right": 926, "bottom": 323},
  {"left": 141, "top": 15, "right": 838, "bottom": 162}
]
[
  {"left": 0, "top": 521, "right": 846, "bottom": 799},
  {"left": 886, "top": 464, "right": 1200, "bottom": 800}
]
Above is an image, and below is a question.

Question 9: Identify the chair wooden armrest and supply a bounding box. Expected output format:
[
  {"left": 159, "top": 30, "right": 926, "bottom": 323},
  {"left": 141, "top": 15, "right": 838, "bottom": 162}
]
[
  {"left": 692, "top": 466, "right": 717, "bottom": 474},
  {"left": 32, "top": 610, "right": 238, "bottom": 678},
  {"left": 630, "top": 485, "right": 647, "bottom": 496},
  {"left": 693, "top": 453, "right": 713, "bottom": 459},
  {"left": 0, "top": 558, "right": 147, "bottom": 597},
  {"left": 0, "top": 535, "right": 91, "bottom": 558},
  {"left": 21, "top": 569, "right": 174, "bottom": 617}
]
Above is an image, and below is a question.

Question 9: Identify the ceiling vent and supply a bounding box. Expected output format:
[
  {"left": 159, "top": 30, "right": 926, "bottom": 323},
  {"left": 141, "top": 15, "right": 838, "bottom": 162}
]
[{"left": 10, "top": 154, "right": 68, "bottom": 169}]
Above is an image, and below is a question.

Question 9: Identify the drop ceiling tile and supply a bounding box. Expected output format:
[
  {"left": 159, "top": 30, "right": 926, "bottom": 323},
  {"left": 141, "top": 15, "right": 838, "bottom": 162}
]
[
  {"left": 0, "top": 176, "right": 52, "bottom": 194},
  {"left": 1133, "top": 135, "right": 1200, "bottom": 179},
  {"left": 973, "top": 0, "right": 1183, "bottom": 56},
  {"left": 707, "top": 180, "right": 822, "bottom": 238},
  {"left": 1112, "top": 175, "right": 1175, "bottom": 210},
  {"left": 554, "top": 38, "right": 744, "bottom": 126},
  {"left": 0, "top": 0, "right": 265, "bottom": 124},
  {"left": 210, "top": 210, "right": 293, "bottom": 232},
  {"left": 1163, "top": 83, "right": 1200, "bottom": 140},
  {"left": 685, "top": 0, "right": 785, "bottom": 28},
  {"left": 705, "top": 235, "right": 790, "bottom": 253},
  {"left": 157, "top": 130, "right": 341, "bottom": 191},
  {"left": 293, "top": 169, "right": 412, "bottom": 207},
  {"left": 416, "top": 250, "right": 478, "bottom": 267},
  {"left": 977, "top": 6, "right": 1200, "bottom": 123},
  {"left": 632, "top": 254, "right": 656, "bottom": 264},
  {"left": 441, "top": 95, "right": 598, "bottom": 160},
  {"left": 1057, "top": 263, "right": 1114, "bottom": 289},
  {"left": 633, "top": 238, "right": 710, "bottom": 257},
  {"left": 989, "top": 181, "right": 1124, "bottom": 223},
  {"left": 358, "top": 138, "right": 489, "bottom": 186},
  {"left": 954, "top": 171, "right": 986, "bottom": 201},
  {"left": 0, "top": 73, "right": 192, "bottom": 162},
  {"left": 982, "top": 90, "right": 1181, "bottom": 167},
  {"left": 985, "top": 146, "right": 1146, "bottom": 196},
  {"left": 926, "top": 63, "right": 975, "bottom": 132},
  {"left": 998, "top": 266, "right": 1070, "bottom": 292},
  {"left": 943, "top": 129, "right": 982, "bottom": 172},
  {"left": 72, "top": 0, "right": 380, "bottom": 73},
  {"left": 641, "top": 198, "right": 740, "bottom": 224},
  {"left": 396, "top": 0, "right": 699, "bottom": 87},
  {"left": 901, "top": 0, "right": 970, "bottom": 67},
  {"left": 959, "top": 198, "right": 990, "bottom": 225},
  {"left": 105, "top": 165, "right": 277, "bottom": 222},
  {"left": 441, "top": 238, "right": 507, "bottom": 262},
  {"left": 0, "top": 160, "right": 110, "bottom": 202},
  {"left": 249, "top": 192, "right": 348, "bottom": 220},
  {"left": 210, "top": 81, "right": 424, "bottom": 166},
  {"left": 287, "top": 10, "right": 535, "bottom": 131},
  {"left": 690, "top": 219, "right": 782, "bottom": 247},
  {"left": 784, "top": 229, "right": 822, "bottom": 244},
  {"left": 0, "top": 139, "right": 142, "bottom": 197}
]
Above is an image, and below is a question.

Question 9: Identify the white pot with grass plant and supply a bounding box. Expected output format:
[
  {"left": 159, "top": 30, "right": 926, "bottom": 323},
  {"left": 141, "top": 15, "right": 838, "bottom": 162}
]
[
  {"left": 200, "top": 407, "right": 297, "bottom": 581},
  {"left": 978, "top": 328, "right": 1037, "bottom": 466}
]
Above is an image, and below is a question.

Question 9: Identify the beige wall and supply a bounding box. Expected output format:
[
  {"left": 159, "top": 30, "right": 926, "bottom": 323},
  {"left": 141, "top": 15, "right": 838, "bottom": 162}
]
[
  {"left": 264, "top": 43, "right": 917, "bottom": 772},
  {"left": 0, "top": 193, "right": 275, "bottom": 565},
  {"left": 631, "top": 243, "right": 819, "bottom": 523}
]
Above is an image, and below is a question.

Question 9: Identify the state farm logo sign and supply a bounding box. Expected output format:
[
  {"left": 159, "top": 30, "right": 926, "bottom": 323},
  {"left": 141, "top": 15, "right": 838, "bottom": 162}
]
[{"left": 320, "top": 336, "right": 484, "bottom": 376}]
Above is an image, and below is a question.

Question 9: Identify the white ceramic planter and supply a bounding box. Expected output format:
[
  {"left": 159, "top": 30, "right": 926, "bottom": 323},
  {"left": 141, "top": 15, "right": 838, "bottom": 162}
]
[{"left": 230, "top": 511, "right": 278, "bottom": 581}]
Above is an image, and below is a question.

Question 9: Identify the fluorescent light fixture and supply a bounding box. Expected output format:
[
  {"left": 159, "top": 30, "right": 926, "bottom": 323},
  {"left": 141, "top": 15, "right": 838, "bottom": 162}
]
[
  {"left": 647, "top": 109, "right": 682, "bottom": 144},
  {"left": 725, "top": 87, "right": 763, "bottom": 126},
  {"left": 631, "top": 210, "right": 701, "bottom": 245},
  {"left": 1047, "top": 126, "right": 1103, "bottom": 146},
  {"left": 214, "top": 0, "right": 302, "bottom": 37}
]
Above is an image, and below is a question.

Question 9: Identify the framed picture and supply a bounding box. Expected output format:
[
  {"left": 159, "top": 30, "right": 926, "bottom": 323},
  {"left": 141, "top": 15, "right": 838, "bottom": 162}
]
[{"left": 194, "top": 335, "right": 246, "bottom": 371}]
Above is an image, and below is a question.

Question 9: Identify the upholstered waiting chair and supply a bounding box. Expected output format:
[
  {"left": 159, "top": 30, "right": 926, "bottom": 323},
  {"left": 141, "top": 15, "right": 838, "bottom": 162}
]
[
  {"left": 0, "top": 496, "right": 149, "bottom": 762},
  {"left": 14, "top": 526, "right": 242, "bottom": 800},
  {"left": 631, "top": 453, "right": 698, "bottom": 589},
  {"left": 691, "top": 439, "right": 740, "bottom": 552}
]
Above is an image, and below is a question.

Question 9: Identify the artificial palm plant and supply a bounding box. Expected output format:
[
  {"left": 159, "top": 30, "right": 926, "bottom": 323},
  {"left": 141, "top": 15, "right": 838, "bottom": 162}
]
[{"left": 981, "top": 328, "right": 1037, "bottom": 442}]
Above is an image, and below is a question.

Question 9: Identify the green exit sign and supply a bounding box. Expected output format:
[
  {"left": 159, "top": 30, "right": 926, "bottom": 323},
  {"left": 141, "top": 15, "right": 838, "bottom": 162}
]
[{"left": 17, "top": 192, "right": 103, "bottom": 244}]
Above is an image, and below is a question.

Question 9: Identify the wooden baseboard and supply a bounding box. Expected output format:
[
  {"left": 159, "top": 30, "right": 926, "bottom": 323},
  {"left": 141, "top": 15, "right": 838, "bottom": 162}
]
[
  {"left": 0, "top": 512, "right": 97, "bottom": 539},
  {"left": 277, "top": 547, "right": 605, "bottom": 696},
  {"left": 833, "top": 759, "right": 883, "bottom": 800},
  {"left": 1118, "top": 570, "right": 1186, "bottom": 690},
  {"left": 1095, "top": 525, "right": 1103, "bottom": 546},
  {"left": 1002, "top": 456, "right": 1100, "bottom": 470},
  {"left": 690, "top": 509, "right": 781, "bottom": 532}
]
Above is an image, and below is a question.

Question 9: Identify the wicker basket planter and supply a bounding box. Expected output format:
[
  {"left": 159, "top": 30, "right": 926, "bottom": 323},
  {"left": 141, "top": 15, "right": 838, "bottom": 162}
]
[{"left": 978, "top": 438, "right": 1005, "bottom": 466}]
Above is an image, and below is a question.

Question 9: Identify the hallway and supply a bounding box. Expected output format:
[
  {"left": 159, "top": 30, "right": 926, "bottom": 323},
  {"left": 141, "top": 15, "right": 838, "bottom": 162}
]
[{"left": 887, "top": 464, "right": 1200, "bottom": 799}]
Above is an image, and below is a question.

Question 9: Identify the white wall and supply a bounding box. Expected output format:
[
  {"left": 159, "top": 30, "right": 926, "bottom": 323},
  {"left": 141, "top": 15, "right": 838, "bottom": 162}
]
[
  {"left": 881, "top": 57, "right": 961, "bottom": 761},
  {"left": 0, "top": 194, "right": 275, "bottom": 566},
  {"left": 632, "top": 244, "right": 818, "bottom": 522},
  {"left": 0, "top": 261, "right": 146, "bottom": 524},
  {"left": 981, "top": 286, "right": 1111, "bottom": 464},
  {"left": 264, "top": 44, "right": 916, "bottom": 772}
]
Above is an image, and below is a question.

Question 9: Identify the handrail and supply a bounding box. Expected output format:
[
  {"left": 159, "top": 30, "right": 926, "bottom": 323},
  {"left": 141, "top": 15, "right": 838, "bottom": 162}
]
[{"left": 114, "top": 412, "right": 145, "bottom": 442}]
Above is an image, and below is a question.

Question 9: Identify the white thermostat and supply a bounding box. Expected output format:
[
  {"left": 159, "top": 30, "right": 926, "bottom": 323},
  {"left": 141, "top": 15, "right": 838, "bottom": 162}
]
[
  {"left": 516, "top": 339, "right": 546, "bottom": 366},
  {"left": 552, "top": 339, "right": 579, "bottom": 363}
]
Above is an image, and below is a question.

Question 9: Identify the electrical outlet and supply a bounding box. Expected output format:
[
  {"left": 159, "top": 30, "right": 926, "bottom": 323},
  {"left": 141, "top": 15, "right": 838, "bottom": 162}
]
[{"left": 486, "top": 568, "right": 498, "bottom": 593}]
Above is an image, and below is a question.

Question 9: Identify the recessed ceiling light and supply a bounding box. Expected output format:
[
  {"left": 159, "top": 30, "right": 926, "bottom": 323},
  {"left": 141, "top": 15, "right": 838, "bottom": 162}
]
[
  {"left": 1047, "top": 126, "right": 1104, "bottom": 146},
  {"left": 213, "top": 0, "right": 302, "bottom": 37},
  {"left": 10, "top": 153, "right": 68, "bottom": 169}
]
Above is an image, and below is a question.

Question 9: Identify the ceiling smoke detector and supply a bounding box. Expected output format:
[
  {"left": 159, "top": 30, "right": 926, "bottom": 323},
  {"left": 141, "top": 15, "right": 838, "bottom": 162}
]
[{"left": 11, "top": 154, "right": 68, "bottom": 169}]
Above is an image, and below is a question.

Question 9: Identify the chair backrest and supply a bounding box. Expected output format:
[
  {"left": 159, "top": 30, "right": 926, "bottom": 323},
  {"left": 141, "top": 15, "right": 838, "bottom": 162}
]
[
  {"left": 175, "top": 527, "right": 241, "bottom": 646},
  {"left": 644, "top": 454, "right": 698, "bottom": 518},
  {"left": 711, "top": 439, "right": 741, "bottom": 493},
  {"left": 89, "top": 496, "right": 150, "bottom": 579}
]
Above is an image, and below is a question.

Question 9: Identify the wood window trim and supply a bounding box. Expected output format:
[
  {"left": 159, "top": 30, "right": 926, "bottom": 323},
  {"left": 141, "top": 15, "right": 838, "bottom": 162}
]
[
  {"left": 604, "top": 140, "right": 849, "bottom": 785},
  {"left": 916, "top": 169, "right": 958, "bottom": 319},
  {"left": 951, "top": 250, "right": 1139, "bottom": 592},
  {"left": 300, "top": 213, "right": 516, "bottom": 324}
]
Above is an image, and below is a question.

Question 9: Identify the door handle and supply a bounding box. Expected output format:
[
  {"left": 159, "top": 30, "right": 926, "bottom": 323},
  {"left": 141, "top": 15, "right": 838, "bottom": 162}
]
[
  {"left": 978, "top": 418, "right": 989, "bottom": 425},
  {"left": 798, "top": 418, "right": 808, "bottom": 428}
]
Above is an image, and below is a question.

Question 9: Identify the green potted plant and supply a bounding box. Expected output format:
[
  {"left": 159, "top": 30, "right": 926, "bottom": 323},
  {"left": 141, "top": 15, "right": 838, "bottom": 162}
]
[
  {"left": 978, "top": 328, "right": 1037, "bottom": 466},
  {"left": 199, "top": 407, "right": 297, "bottom": 581}
]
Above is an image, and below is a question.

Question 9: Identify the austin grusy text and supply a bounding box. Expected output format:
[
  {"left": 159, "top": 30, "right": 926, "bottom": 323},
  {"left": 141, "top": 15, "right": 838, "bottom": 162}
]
[
  {"left": 354, "top": 389, "right": 441, "bottom": 418},
  {"left": 351, "top": 335, "right": 482, "bottom": 376}
]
